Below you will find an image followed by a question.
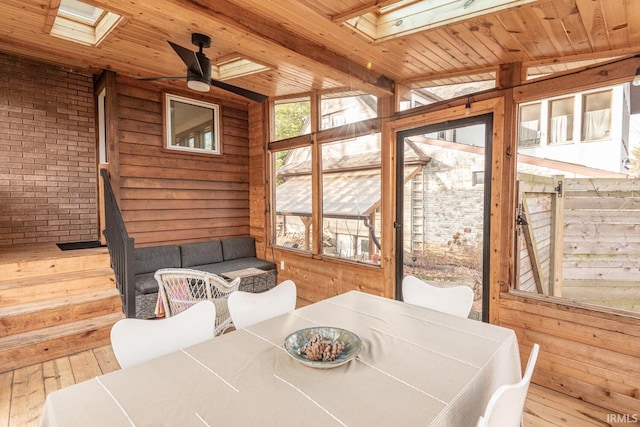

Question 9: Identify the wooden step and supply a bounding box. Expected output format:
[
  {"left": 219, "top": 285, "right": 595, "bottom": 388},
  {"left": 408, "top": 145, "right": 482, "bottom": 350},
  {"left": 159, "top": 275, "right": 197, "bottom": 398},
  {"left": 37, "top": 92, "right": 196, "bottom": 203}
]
[
  {"left": 0, "top": 268, "right": 116, "bottom": 308},
  {"left": 0, "top": 288, "right": 122, "bottom": 337},
  {"left": 0, "top": 247, "right": 110, "bottom": 280},
  {"left": 0, "top": 312, "right": 124, "bottom": 373}
]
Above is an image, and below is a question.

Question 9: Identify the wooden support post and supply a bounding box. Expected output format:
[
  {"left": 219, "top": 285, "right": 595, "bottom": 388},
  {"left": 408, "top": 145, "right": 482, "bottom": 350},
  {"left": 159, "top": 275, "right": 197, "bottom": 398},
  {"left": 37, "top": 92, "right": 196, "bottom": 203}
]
[
  {"left": 497, "top": 62, "right": 523, "bottom": 89},
  {"left": 549, "top": 175, "right": 564, "bottom": 297},
  {"left": 301, "top": 216, "right": 313, "bottom": 252}
]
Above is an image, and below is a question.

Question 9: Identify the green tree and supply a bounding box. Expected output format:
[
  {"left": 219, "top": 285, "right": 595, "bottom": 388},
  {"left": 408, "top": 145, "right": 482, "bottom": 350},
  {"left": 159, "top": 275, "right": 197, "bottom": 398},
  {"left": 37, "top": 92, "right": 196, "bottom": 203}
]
[
  {"left": 274, "top": 101, "right": 310, "bottom": 141},
  {"left": 274, "top": 150, "right": 289, "bottom": 185}
]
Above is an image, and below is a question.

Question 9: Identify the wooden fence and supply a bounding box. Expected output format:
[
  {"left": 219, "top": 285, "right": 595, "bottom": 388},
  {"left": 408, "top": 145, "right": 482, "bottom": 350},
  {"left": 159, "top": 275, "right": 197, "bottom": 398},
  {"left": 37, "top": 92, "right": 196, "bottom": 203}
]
[{"left": 517, "top": 174, "right": 640, "bottom": 311}]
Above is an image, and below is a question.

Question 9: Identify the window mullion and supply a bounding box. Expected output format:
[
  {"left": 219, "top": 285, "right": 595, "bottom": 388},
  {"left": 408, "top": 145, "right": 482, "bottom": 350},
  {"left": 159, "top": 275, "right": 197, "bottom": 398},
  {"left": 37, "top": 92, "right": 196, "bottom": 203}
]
[{"left": 310, "top": 92, "right": 322, "bottom": 255}]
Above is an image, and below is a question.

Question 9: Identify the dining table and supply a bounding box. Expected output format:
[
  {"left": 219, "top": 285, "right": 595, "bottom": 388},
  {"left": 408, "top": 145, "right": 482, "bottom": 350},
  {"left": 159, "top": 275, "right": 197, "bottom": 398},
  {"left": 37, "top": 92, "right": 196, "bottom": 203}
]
[{"left": 40, "top": 290, "right": 522, "bottom": 427}]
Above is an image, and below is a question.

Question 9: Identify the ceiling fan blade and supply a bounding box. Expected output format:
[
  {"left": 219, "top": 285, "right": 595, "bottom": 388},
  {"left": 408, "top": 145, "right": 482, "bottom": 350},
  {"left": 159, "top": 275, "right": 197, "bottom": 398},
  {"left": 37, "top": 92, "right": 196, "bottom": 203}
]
[
  {"left": 168, "top": 41, "right": 203, "bottom": 76},
  {"left": 210, "top": 79, "right": 268, "bottom": 102}
]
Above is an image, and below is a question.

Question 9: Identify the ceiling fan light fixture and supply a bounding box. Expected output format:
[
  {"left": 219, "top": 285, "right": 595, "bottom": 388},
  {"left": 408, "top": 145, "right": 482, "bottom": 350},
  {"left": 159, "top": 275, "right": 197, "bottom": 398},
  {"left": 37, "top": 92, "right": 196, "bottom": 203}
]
[
  {"left": 187, "top": 77, "right": 211, "bottom": 92},
  {"left": 187, "top": 69, "right": 210, "bottom": 92}
]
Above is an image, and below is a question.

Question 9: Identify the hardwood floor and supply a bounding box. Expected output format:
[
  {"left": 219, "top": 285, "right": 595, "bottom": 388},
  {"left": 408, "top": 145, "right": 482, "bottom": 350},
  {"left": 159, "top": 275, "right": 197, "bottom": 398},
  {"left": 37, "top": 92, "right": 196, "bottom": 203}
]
[
  {"left": 1, "top": 346, "right": 119, "bottom": 427},
  {"left": 1, "top": 345, "right": 631, "bottom": 427}
]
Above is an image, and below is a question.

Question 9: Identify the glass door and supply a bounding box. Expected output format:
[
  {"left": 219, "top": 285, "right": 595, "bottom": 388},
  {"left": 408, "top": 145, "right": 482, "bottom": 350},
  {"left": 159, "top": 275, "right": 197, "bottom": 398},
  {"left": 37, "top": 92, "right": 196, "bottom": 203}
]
[{"left": 395, "top": 114, "right": 493, "bottom": 321}]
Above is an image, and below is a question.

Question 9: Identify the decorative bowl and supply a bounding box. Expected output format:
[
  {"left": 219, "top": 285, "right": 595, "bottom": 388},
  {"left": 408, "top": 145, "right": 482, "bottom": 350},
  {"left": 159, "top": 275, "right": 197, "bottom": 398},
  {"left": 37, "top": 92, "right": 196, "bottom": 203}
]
[{"left": 283, "top": 326, "right": 362, "bottom": 369}]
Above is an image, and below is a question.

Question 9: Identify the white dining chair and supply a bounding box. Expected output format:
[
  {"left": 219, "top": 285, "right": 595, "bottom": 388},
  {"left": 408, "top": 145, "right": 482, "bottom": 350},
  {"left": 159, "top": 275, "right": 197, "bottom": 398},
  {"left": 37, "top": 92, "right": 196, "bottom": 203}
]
[
  {"left": 401, "top": 274, "right": 474, "bottom": 318},
  {"left": 154, "top": 268, "right": 240, "bottom": 335},
  {"left": 110, "top": 300, "right": 217, "bottom": 369},
  {"left": 228, "top": 279, "right": 297, "bottom": 329},
  {"left": 476, "top": 343, "right": 540, "bottom": 427}
]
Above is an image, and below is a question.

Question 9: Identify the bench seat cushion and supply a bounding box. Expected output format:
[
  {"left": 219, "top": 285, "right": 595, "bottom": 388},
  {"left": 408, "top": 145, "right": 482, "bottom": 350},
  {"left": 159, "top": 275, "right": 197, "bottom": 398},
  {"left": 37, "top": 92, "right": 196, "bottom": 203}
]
[
  {"left": 180, "top": 240, "right": 223, "bottom": 268},
  {"left": 222, "top": 237, "right": 256, "bottom": 261},
  {"left": 135, "top": 245, "right": 181, "bottom": 275},
  {"left": 134, "top": 238, "right": 275, "bottom": 297},
  {"left": 135, "top": 272, "right": 160, "bottom": 294}
]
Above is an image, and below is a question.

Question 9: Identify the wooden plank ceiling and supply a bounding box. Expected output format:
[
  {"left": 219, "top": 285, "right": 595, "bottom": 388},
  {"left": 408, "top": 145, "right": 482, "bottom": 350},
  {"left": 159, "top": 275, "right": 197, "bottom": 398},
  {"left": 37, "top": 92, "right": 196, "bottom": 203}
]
[{"left": 1, "top": 0, "right": 639, "bottom": 102}]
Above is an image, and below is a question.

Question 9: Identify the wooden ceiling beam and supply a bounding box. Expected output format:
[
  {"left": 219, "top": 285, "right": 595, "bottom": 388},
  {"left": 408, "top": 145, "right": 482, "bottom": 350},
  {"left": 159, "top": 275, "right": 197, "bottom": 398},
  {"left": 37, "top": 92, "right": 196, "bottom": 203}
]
[
  {"left": 330, "top": 0, "right": 404, "bottom": 23},
  {"left": 399, "top": 66, "right": 498, "bottom": 86},
  {"left": 174, "top": 0, "right": 395, "bottom": 96}
]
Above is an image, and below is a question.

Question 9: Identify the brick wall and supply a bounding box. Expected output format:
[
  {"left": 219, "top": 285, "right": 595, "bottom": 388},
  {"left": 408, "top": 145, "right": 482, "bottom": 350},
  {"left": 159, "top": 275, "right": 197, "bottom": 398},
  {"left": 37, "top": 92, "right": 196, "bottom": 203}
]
[{"left": 0, "top": 53, "right": 98, "bottom": 246}]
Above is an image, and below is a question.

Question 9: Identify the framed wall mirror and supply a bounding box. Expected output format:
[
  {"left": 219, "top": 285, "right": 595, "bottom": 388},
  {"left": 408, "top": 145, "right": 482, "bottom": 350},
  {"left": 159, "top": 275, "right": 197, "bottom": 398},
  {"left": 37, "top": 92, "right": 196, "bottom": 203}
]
[{"left": 165, "top": 93, "right": 220, "bottom": 155}]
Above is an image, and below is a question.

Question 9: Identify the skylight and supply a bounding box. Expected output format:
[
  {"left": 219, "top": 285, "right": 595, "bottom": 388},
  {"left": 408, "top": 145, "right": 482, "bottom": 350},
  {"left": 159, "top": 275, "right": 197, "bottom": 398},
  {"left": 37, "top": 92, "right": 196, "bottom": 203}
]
[
  {"left": 212, "top": 55, "right": 273, "bottom": 81},
  {"left": 49, "top": 0, "right": 122, "bottom": 46},
  {"left": 337, "top": 0, "right": 537, "bottom": 42},
  {"left": 58, "top": 0, "right": 104, "bottom": 25}
]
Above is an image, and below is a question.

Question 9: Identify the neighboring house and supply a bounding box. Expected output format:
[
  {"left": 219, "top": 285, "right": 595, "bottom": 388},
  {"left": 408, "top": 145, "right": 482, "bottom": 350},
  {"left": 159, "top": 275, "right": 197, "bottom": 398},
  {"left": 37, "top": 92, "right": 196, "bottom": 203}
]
[
  {"left": 275, "top": 135, "right": 384, "bottom": 263},
  {"left": 275, "top": 95, "right": 384, "bottom": 263},
  {"left": 518, "top": 84, "right": 634, "bottom": 175},
  {"left": 275, "top": 126, "right": 486, "bottom": 264}
]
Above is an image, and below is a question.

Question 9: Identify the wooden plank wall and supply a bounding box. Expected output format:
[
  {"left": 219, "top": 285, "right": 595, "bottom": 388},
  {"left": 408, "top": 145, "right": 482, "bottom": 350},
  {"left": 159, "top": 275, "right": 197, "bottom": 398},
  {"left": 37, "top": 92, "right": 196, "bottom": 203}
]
[
  {"left": 268, "top": 248, "right": 387, "bottom": 304},
  {"left": 113, "top": 76, "right": 251, "bottom": 247},
  {"left": 500, "top": 292, "right": 640, "bottom": 416},
  {"left": 563, "top": 178, "right": 640, "bottom": 310},
  {"left": 510, "top": 175, "right": 640, "bottom": 415}
]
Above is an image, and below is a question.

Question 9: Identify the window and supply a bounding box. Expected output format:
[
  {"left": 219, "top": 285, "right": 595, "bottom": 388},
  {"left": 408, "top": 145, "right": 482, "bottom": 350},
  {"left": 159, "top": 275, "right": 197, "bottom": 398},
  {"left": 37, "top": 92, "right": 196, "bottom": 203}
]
[
  {"left": 515, "top": 83, "right": 639, "bottom": 314},
  {"left": 339, "top": 0, "right": 536, "bottom": 42},
  {"left": 211, "top": 55, "right": 273, "bottom": 81},
  {"left": 49, "top": 0, "right": 121, "bottom": 46},
  {"left": 582, "top": 90, "right": 612, "bottom": 141},
  {"left": 273, "top": 98, "right": 311, "bottom": 141},
  {"left": 270, "top": 90, "right": 382, "bottom": 265},
  {"left": 273, "top": 147, "right": 313, "bottom": 251},
  {"left": 472, "top": 171, "right": 484, "bottom": 186},
  {"left": 165, "top": 93, "right": 220, "bottom": 155},
  {"left": 321, "top": 135, "right": 382, "bottom": 265},
  {"left": 518, "top": 103, "right": 541, "bottom": 147},
  {"left": 548, "top": 97, "right": 574, "bottom": 144},
  {"left": 320, "top": 93, "right": 377, "bottom": 130},
  {"left": 97, "top": 88, "right": 107, "bottom": 164}
]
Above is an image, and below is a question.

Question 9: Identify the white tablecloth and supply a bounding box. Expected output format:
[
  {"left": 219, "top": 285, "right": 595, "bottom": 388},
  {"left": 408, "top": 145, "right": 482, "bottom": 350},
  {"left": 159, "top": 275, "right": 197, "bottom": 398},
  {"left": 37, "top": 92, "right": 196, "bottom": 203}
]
[{"left": 40, "top": 291, "right": 521, "bottom": 427}]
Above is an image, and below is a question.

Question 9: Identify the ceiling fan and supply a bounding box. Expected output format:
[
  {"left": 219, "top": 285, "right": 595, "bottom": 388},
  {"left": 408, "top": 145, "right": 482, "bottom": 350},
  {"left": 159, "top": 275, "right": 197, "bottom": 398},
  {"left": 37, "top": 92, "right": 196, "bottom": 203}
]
[{"left": 140, "top": 33, "right": 268, "bottom": 102}]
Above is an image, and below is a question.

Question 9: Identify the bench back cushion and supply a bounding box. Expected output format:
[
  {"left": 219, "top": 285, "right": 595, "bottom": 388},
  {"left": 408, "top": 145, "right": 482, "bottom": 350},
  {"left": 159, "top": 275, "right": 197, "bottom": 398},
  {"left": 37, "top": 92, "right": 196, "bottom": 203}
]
[
  {"left": 135, "top": 245, "right": 181, "bottom": 275},
  {"left": 222, "top": 237, "right": 256, "bottom": 261},
  {"left": 180, "top": 240, "right": 224, "bottom": 268}
]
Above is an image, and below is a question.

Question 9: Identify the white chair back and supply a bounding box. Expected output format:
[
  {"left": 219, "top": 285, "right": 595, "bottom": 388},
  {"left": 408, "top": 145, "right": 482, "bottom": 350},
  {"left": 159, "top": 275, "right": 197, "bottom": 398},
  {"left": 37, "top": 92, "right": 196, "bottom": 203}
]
[
  {"left": 154, "top": 268, "right": 240, "bottom": 335},
  {"left": 110, "top": 300, "right": 216, "bottom": 369},
  {"left": 476, "top": 343, "right": 540, "bottom": 427},
  {"left": 402, "top": 275, "right": 474, "bottom": 318},
  {"left": 228, "top": 280, "right": 297, "bottom": 329}
]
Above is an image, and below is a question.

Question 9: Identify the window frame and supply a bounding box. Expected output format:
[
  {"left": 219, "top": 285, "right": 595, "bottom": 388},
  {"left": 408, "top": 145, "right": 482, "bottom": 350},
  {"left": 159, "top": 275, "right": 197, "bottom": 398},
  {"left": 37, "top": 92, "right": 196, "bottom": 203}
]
[
  {"left": 581, "top": 89, "right": 613, "bottom": 142},
  {"left": 164, "top": 93, "right": 221, "bottom": 156},
  {"left": 548, "top": 96, "right": 575, "bottom": 145},
  {"left": 518, "top": 102, "right": 542, "bottom": 147},
  {"left": 268, "top": 91, "right": 382, "bottom": 266},
  {"left": 320, "top": 135, "right": 382, "bottom": 265},
  {"left": 513, "top": 81, "right": 638, "bottom": 315},
  {"left": 49, "top": 0, "right": 122, "bottom": 46}
]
